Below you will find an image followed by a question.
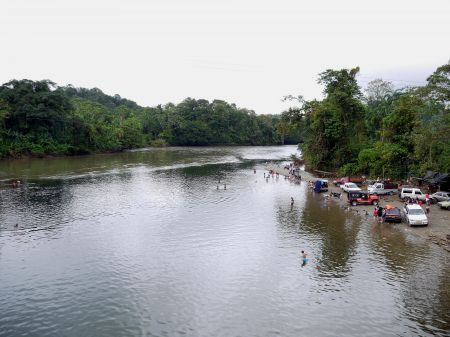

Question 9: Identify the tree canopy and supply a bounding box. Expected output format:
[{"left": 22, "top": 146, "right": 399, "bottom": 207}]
[
  {"left": 0, "top": 81, "right": 300, "bottom": 157},
  {"left": 283, "top": 62, "right": 450, "bottom": 178}
]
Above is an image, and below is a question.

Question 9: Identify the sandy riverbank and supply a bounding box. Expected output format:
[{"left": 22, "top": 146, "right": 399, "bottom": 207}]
[{"left": 266, "top": 163, "right": 450, "bottom": 252}]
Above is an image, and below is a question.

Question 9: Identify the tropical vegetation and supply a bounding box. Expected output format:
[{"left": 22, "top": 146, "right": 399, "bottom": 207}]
[
  {"left": 282, "top": 62, "right": 450, "bottom": 179},
  {"left": 0, "top": 80, "right": 300, "bottom": 158}
]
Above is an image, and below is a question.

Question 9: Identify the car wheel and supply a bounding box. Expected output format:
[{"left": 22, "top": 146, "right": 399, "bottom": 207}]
[
  {"left": 351, "top": 201, "right": 357, "bottom": 206},
  {"left": 447, "top": 206, "right": 450, "bottom": 211},
  {"left": 372, "top": 200, "right": 378, "bottom": 205},
  {"left": 388, "top": 191, "right": 393, "bottom": 196}
]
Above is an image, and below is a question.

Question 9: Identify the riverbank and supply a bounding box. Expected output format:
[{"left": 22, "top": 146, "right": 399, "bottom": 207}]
[{"left": 266, "top": 163, "right": 450, "bottom": 252}]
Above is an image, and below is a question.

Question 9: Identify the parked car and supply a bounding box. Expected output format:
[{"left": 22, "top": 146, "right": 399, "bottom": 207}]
[
  {"left": 397, "top": 185, "right": 414, "bottom": 197},
  {"left": 368, "top": 181, "right": 399, "bottom": 195},
  {"left": 437, "top": 200, "right": 450, "bottom": 210},
  {"left": 383, "top": 205, "right": 402, "bottom": 223},
  {"left": 314, "top": 179, "right": 329, "bottom": 193},
  {"left": 333, "top": 176, "right": 364, "bottom": 187},
  {"left": 403, "top": 204, "right": 428, "bottom": 226},
  {"left": 348, "top": 191, "right": 379, "bottom": 206},
  {"left": 400, "top": 187, "right": 426, "bottom": 201},
  {"left": 430, "top": 191, "right": 450, "bottom": 203},
  {"left": 342, "top": 182, "right": 362, "bottom": 193}
]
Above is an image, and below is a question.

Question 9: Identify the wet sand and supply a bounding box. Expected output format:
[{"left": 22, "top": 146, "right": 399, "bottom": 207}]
[{"left": 267, "top": 164, "right": 450, "bottom": 252}]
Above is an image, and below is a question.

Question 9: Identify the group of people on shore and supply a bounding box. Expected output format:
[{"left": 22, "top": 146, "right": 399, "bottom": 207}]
[
  {"left": 404, "top": 195, "right": 431, "bottom": 213},
  {"left": 373, "top": 206, "right": 385, "bottom": 223}
]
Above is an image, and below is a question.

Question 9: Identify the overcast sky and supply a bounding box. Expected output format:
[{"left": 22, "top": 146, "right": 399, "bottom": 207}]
[{"left": 1, "top": 0, "right": 449, "bottom": 114}]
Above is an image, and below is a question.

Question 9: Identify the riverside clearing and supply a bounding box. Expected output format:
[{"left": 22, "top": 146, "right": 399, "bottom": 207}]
[{"left": 266, "top": 163, "right": 450, "bottom": 252}]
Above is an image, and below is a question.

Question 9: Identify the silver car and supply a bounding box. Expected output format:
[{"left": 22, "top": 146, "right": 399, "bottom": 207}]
[{"left": 430, "top": 191, "right": 450, "bottom": 203}]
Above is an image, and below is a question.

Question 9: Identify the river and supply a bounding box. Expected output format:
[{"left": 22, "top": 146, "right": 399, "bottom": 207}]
[{"left": 0, "top": 146, "right": 448, "bottom": 337}]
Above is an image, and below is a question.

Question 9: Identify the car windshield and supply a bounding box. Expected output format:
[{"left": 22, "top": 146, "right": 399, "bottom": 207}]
[
  {"left": 408, "top": 208, "right": 425, "bottom": 215},
  {"left": 347, "top": 183, "right": 357, "bottom": 188}
]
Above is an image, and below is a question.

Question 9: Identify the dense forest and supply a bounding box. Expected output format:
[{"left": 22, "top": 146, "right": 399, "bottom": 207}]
[
  {"left": 283, "top": 62, "right": 449, "bottom": 179},
  {"left": 1, "top": 62, "right": 448, "bottom": 180},
  {"left": 0, "top": 81, "right": 300, "bottom": 158}
]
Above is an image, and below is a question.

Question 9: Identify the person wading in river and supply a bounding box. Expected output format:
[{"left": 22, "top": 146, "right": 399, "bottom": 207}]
[
  {"left": 377, "top": 206, "right": 383, "bottom": 223},
  {"left": 301, "top": 250, "right": 308, "bottom": 267}
]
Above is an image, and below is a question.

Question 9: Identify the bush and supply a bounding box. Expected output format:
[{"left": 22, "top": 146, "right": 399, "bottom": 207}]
[{"left": 150, "top": 138, "right": 168, "bottom": 147}]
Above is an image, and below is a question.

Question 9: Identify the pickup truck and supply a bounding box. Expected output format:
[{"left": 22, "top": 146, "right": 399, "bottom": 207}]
[
  {"left": 368, "top": 182, "right": 399, "bottom": 195},
  {"left": 333, "top": 176, "right": 364, "bottom": 187}
]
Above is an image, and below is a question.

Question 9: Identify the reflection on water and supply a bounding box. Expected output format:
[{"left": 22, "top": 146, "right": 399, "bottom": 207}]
[{"left": 0, "top": 146, "right": 448, "bottom": 337}]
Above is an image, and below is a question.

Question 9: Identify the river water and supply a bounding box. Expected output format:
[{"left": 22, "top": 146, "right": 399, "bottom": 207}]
[{"left": 0, "top": 146, "right": 448, "bottom": 337}]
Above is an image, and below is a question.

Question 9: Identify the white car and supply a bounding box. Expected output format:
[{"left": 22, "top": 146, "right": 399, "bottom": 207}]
[
  {"left": 403, "top": 204, "right": 428, "bottom": 226},
  {"left": 342, "top": 182, "right": 361, "bottom": 193}
]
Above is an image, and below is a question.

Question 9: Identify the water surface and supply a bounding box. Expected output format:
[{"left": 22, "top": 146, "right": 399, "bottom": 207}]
[{"left": 0, "top": 146, "right": 448, "bottom": 337}]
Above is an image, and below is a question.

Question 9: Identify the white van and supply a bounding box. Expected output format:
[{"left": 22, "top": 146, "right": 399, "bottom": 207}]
[
  {"left": 400, "top": 187, "right": 426, "bottom": 201},
  {"left": 403, "top": 204, "right": 428, "bottom": 226}
]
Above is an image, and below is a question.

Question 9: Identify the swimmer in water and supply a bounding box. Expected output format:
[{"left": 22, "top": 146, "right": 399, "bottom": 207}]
[{"left": 301, "top": 250, "right": 308, "bottom": 267}]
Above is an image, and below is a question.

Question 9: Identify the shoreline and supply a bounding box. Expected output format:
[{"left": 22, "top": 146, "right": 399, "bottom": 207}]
[
  {"left": 266, "top": 163, "right": 450, "bottom": 252},
  {"left": 0, "top": 144, "right": 301, "bottom": 161}
]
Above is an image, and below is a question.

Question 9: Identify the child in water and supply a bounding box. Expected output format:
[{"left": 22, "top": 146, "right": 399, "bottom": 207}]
[{"left": 301, "top": 250, "right": 308, "bottom": 267}]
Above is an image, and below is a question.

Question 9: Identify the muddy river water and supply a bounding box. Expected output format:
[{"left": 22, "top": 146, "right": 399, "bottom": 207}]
[{"left": 0, "top": 146, "right": 448, "bottom": 336}]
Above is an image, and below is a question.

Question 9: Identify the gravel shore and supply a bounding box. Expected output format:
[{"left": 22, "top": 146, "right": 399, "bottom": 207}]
[{"left": 267, "top": 163, "right": 450, "bottom": 252}]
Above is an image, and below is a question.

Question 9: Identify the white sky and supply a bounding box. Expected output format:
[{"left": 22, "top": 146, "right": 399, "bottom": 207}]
[{"left": 1, "top": 0, "right": 449, "bottom": 114}]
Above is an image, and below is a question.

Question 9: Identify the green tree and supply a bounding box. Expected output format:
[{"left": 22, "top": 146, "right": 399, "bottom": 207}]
[{"left": 301, "top": 67, "right": 366, "bottom": 170}]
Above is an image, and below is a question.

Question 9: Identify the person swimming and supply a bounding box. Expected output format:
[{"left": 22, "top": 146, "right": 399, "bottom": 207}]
[{"left": 301, "top": 250, "right": 308, "bottom": 267}]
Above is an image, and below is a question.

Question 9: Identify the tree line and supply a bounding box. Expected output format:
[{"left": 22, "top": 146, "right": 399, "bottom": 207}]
[
  {"left": 0, "top": 81, "right": 301, "bottom": 158},
  {"left": 282, "top": 62, "right": 449, "bottom": 179}
]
